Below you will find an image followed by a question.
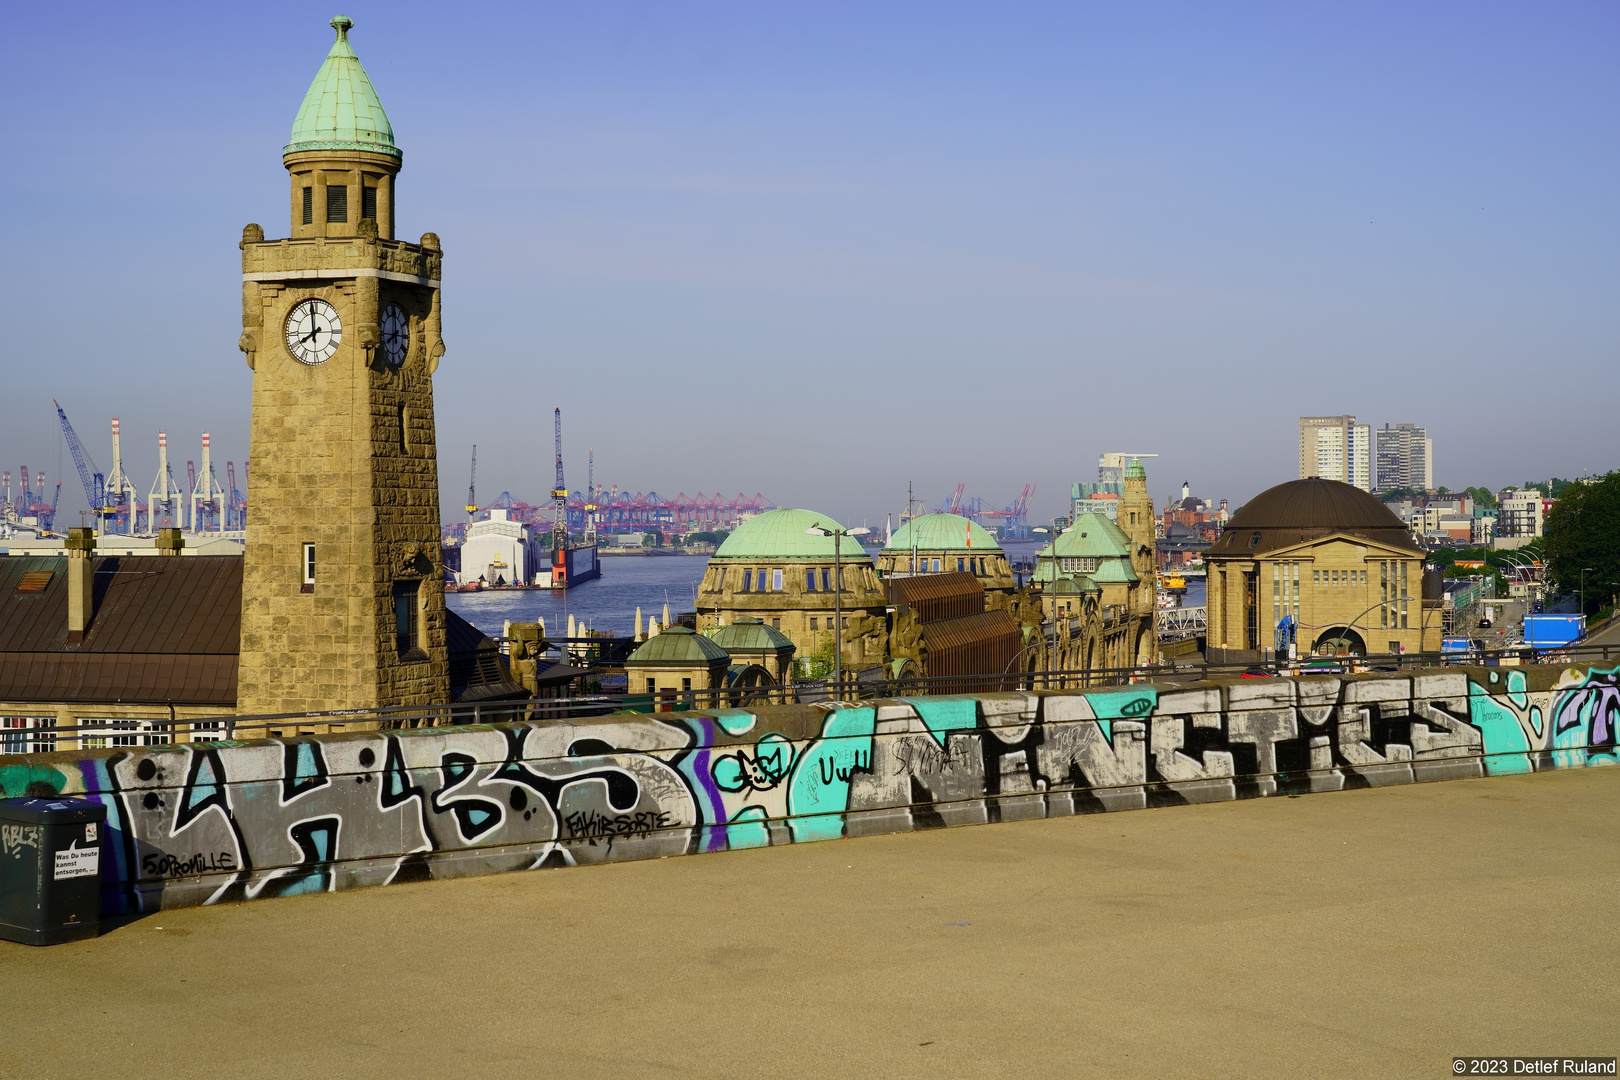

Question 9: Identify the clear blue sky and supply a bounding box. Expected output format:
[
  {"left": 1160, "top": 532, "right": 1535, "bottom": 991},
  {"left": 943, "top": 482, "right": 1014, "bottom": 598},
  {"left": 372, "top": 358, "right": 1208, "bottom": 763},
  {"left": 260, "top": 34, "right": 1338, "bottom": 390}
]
[{"left": 2, "top": 2, "right": 1615, "bottom": 528}]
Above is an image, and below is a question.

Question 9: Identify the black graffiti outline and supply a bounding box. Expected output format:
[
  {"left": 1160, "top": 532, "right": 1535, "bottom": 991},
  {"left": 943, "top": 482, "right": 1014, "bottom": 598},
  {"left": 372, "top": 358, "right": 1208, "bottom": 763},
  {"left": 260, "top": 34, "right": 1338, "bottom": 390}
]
[
  {"left": 280, "top": 740, "right": 331, "bottom": 803},
  {"left": 430, "top": 752, "right": 506, "bottom": 841}
]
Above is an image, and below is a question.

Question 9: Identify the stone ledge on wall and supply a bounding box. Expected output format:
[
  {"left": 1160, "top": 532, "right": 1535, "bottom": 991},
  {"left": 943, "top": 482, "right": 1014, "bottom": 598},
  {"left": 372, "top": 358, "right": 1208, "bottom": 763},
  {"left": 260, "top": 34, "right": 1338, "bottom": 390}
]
[{"left": 1, "top": 665, "right": 1615, "bottom": 916}]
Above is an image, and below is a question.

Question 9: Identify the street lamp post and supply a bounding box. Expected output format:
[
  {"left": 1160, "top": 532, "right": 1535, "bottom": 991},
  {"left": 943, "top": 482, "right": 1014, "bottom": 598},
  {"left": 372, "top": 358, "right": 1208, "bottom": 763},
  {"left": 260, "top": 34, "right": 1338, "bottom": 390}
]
[{"left": 806, "top": 522, "right": 870, "bottom": 699}]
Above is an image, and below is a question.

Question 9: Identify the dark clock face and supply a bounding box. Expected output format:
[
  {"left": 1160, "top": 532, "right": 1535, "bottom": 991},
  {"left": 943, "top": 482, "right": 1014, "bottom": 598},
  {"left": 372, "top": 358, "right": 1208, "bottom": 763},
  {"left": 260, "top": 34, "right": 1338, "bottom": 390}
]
[
  {"left": 285, "top": 299, "right": 342, "bottom": 364},
  {"left": 381, "top": 303, "right": 409, "bottom": 367}
]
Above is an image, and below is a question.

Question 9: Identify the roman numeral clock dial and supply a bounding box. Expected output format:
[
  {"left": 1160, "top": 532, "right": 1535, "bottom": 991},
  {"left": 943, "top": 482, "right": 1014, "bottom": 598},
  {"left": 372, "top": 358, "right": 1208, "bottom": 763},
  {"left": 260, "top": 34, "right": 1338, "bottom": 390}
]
[
  {"left": 284, "top": 298, "right": 342, "bottom": 364},
  {"left": 381, "top": 302, "right": 409, "bottom": 367}
]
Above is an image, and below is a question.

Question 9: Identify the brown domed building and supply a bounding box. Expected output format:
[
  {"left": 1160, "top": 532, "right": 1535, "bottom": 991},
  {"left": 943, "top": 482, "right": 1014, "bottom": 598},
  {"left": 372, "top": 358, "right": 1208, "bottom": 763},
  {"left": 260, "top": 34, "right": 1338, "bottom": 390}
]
[{"left": 1206, "top": 478, "right": 1440, "bottom": 663}]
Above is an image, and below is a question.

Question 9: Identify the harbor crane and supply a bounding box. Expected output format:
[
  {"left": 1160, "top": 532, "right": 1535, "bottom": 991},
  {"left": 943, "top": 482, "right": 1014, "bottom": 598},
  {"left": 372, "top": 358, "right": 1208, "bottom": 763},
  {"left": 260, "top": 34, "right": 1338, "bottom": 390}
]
[
  {"left": 551, "top": 409, "right": 568, "bottom": 549},
  {"left": 466, "top": 445, "right": 477, "bottom": 518},
  {"left": 53, "top": 400, "right": 110, "bottom": 529},
  {"left": 148, "top": 431, "right": 184, "bottom": 532}
]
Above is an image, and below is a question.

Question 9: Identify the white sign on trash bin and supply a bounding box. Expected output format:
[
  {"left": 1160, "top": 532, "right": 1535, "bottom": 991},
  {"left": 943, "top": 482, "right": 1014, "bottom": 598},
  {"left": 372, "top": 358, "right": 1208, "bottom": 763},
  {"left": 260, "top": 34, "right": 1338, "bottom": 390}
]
[{"left": 53, "top": 843, "right": 99, "bottom": 880}]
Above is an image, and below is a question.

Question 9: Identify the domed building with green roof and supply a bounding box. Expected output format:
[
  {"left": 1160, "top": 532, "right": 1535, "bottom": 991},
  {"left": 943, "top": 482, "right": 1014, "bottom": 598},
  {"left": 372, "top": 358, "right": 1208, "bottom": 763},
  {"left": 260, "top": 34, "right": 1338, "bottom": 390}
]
[
  {"left": 1024, "top": 455, "right": 1160, "bottom": 673},
  {"left": 877, "top": 513, "right": 1016, "bottom": 596},
  {"left": 695, "top": 508, "right": 888, "bottom": 672}
]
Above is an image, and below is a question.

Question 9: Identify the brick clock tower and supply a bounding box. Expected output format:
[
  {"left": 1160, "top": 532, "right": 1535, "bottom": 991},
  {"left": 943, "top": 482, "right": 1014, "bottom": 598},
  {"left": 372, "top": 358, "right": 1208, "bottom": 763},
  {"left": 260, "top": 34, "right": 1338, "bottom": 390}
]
[{"left": 237, "top": 15, "right": 449, "bottom": 715}]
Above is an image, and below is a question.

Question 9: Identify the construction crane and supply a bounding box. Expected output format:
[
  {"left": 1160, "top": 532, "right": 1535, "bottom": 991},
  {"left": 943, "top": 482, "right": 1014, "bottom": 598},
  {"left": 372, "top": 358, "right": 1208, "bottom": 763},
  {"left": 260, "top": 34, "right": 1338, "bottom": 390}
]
[
  {"left": 551, "top": 408, "right": 568, "bottom": 550},
  {"left": 53, "top": 400, "right": 109, "bottom": 528},
  {"left": 584, "top": 448, "right": 597, "bottom": 542},
  {"left": 465, "top": 445, "right": 478, "bottom": 518}
]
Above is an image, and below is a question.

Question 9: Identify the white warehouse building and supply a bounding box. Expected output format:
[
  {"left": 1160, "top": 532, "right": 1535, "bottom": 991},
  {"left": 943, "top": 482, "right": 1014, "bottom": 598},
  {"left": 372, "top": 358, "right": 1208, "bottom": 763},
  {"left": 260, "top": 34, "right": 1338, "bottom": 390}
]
[{"left": 459, "top": 510, "right": 546, "bottom": 586}]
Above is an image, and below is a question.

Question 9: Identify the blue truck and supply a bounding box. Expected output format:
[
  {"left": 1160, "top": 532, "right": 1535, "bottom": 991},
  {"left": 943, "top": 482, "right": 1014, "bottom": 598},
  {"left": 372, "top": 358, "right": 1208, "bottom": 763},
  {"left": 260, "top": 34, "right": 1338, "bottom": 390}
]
[{"left": 1523, "top": 613, "right": 1586, "bottom": 648}]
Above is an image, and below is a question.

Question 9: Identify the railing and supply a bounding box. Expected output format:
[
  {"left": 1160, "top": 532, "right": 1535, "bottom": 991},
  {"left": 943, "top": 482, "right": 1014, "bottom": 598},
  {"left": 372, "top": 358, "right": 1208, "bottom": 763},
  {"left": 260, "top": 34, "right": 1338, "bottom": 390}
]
[
  {"left": 1157, "top": 605, "right": 1207, "bottom": 636},
  {"left": 8, "top": 639, "right": 1618, "bottom": 753}
]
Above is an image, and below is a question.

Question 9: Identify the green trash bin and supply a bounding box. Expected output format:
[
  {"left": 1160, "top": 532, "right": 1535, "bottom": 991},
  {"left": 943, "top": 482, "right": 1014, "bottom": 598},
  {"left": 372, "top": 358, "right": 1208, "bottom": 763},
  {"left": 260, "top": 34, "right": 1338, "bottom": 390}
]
[{"left": 0, "top": 796, "right": 107, "bottom": 946}]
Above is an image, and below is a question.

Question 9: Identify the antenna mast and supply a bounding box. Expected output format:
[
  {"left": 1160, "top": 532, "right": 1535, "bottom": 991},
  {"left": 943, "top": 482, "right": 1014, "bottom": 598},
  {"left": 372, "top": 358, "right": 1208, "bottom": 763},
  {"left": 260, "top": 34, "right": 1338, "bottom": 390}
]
[{"left": 465, "top": 445, "right": 477, "bottom": 519}]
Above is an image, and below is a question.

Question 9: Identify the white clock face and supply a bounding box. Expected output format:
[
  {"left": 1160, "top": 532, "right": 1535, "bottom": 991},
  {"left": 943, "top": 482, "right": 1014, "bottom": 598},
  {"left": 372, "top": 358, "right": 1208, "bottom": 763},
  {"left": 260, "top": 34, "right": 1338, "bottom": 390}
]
[
  {"left": 381, "top": 303, "right": 409, "bottom": 367},
  {"left": 285, "top": 299, "right": 342, "bottom": 365}
]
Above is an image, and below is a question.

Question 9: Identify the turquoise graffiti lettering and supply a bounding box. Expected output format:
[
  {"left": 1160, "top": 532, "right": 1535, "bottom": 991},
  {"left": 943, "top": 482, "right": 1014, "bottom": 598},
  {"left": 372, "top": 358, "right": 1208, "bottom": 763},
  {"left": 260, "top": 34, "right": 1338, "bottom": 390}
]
[
  {"left": 1469, "top": 682, "right": 1532, "bottom": 775},
  {"left": 1082, "top": 689, "right": 1159, "bottom": 741},
  {"left": 787, "top": 707, "right": 876, "bottom": 842},
  {"left": 901, "top": 696, "right": 977, "bottom": 747}
]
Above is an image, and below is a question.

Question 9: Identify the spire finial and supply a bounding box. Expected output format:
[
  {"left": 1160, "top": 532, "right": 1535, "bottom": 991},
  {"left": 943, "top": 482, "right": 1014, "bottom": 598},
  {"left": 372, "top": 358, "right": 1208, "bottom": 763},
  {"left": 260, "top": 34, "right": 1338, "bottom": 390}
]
[{"left": 330, "top": 14, "right": 353, "bottom": 41}]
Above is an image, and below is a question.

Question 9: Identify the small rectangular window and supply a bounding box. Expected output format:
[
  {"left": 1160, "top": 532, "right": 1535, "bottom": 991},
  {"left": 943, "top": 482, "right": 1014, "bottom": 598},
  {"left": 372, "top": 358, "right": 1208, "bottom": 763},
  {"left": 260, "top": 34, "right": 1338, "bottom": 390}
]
[
  {"left": 302, "top": 187, "right": 313, "bottom": 225},
  {"left": 1313, "top": 570, "right": 1320, "bottom": 584},
  {"left": 326, "top": 185, "right": 348, "bottom": 223},
  {"left": 806, "top": 569, "right": 817, "bottom": 591},
  {"left": 772, "top": 618, "right": 780, "bottom": 629},
  {"left": 393, "top": 580, "right": 419, "bottom": 655},
  {"left": 772, "top": 569, "right": 783, "bottom": 591},
  {"left": 362, "top": 185, "right": 377, "bottom": 222},
  {"left": 302, "top": 543, "right": 316, "bottom": 585},
  {"left": 810, "top": 618, "right": 818, "bottom": 631},
  {"left": 957, "top": 558, "right": 965, "bottom": 572},
  {"left": 646, "top": 679, "right": 656, "bottom": 695},
  {"left": 742, "top": 569, "right": 753, "bottom": 592},
  {"left": 681, "top": 678, "right": 692, "bottom": 692},
  {"left": 821, "top": 569, "right": 830, "bottom": 591}
]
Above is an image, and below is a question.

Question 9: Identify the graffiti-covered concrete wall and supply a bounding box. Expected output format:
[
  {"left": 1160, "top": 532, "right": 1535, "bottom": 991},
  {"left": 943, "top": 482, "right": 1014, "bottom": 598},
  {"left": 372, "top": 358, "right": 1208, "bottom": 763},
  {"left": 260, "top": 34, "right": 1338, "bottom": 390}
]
[{"left": 2, "top": 666, "right": 1615, "bottom": 915}]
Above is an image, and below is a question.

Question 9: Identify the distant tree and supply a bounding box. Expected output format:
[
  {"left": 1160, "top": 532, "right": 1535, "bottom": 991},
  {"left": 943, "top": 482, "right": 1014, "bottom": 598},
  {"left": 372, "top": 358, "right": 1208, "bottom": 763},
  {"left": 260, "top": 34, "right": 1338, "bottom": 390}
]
[
  {"left": 1379, "top": 487, "right": 1421, "bottom": 503},
  {"left": 1524, "top": 477, "right": 1577, "bottom": 499},
  {"left": 1464, "top": 486, "right": 1498, "bottom": 509},
  {"left": 684, "top": 529, "right": 730, "bottom": 548},
  {"left": 1541, "top": 471, "right": 1620, "bottom": 616}
]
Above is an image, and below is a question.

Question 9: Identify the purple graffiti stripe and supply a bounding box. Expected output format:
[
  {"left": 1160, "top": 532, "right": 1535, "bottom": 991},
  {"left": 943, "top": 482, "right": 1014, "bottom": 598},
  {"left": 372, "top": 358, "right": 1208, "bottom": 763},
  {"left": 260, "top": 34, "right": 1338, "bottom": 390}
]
[{"left": 681, "top": 718, "right": 729, "bottom": 853}]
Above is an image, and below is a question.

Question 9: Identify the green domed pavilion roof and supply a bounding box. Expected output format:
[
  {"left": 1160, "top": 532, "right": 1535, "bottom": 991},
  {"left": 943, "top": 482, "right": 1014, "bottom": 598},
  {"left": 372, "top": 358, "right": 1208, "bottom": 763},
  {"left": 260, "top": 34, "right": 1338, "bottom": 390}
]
[
  {"left": 713, "top": 508, "right": 874, "bottom": 562},
  {"left": 709, "top": 616, "right": 796, "bottom": 655},
  {"left": 1036, "top": 511, "right": 1133, "bottom": 560},
  {"left": 626, "top": 626, "right": 730, "bottom": 667},
  {"left": 285, "top": 15, "right": 400, "bottom": 160},
  {"left": 884, "top": 513, "right": 1002, "bottom": 553}
]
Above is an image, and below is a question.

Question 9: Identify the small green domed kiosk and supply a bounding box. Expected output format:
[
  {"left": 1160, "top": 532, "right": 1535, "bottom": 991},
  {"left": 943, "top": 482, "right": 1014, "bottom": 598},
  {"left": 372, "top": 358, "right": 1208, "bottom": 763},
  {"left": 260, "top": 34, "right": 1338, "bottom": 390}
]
[{"left": 624, "top": 626, "right": 731, "bottom": 708}]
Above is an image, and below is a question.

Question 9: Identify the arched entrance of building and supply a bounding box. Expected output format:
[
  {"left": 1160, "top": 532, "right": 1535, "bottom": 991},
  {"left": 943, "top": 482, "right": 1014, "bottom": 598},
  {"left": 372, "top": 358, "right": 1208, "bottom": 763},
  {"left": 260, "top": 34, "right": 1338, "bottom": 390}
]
[{"left": 1312, "top": 627, "right": 1366, "bottom": 656}]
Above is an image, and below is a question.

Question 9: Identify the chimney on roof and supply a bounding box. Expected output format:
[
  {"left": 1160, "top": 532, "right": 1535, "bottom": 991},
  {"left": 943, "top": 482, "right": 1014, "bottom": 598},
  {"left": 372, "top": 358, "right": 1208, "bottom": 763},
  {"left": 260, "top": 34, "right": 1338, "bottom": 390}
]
[
  {"left": 66, "top": 527, "right": 96, "bottom": 644},
  {"left": 156, "top": 527, "right": 184, "bottom": 556}
]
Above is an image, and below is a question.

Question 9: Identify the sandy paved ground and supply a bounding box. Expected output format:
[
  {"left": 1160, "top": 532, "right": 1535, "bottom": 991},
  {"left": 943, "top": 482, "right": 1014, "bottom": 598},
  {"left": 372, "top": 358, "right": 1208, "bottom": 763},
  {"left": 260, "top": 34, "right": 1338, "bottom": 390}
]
[{"left": 2, "top": 766, "right": 1615, "bottom": 1080}]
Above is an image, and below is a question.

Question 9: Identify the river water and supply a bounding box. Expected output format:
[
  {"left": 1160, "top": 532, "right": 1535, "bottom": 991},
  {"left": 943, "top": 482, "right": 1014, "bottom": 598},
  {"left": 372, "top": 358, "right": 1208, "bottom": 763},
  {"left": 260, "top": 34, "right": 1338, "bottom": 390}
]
[{"left": 446, "top": 555, "right": 712, "bottom": 638}]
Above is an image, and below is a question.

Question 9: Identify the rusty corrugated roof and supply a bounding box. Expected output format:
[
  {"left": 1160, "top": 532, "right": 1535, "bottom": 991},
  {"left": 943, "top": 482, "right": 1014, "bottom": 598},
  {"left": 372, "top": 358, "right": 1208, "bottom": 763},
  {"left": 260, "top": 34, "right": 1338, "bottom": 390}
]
[{"left": 919, "top": 609, "right": 1020, "bottom": 652}]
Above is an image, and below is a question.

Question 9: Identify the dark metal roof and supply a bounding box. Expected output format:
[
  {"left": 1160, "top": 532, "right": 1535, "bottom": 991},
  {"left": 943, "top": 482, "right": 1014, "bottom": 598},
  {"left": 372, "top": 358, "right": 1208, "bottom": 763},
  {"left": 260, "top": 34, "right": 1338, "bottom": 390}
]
[
  {"left": 0, "top": 556, "right": 241, "bottom": 706},
  {"left": 0, "top": 555, "right": 519, "bottom": 707},
  {"left": 1208, "top": 479, "right": 1419, "bottom": 559}
]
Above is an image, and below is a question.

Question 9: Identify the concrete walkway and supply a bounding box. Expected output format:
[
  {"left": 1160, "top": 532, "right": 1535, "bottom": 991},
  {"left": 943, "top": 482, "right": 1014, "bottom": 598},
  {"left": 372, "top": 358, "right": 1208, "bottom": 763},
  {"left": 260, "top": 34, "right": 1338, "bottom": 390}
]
[{"left": 4, "top": 767, "right": 1616, "bottom": 1079}]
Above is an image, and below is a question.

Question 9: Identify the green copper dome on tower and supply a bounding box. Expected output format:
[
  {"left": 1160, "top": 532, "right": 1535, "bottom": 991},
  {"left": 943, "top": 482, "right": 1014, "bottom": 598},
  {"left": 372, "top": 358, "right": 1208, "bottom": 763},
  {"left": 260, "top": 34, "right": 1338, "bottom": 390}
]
[{"left": 285, "top": 15, "right": 400, "bottom": 160}]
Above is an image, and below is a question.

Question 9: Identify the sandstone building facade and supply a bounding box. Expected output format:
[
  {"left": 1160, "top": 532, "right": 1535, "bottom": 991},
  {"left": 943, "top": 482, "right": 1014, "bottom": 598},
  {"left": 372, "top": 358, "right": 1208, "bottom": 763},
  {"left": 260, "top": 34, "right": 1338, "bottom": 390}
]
[{"left": 1205, "top": 478, "right": 1442, "bottom": 663}]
